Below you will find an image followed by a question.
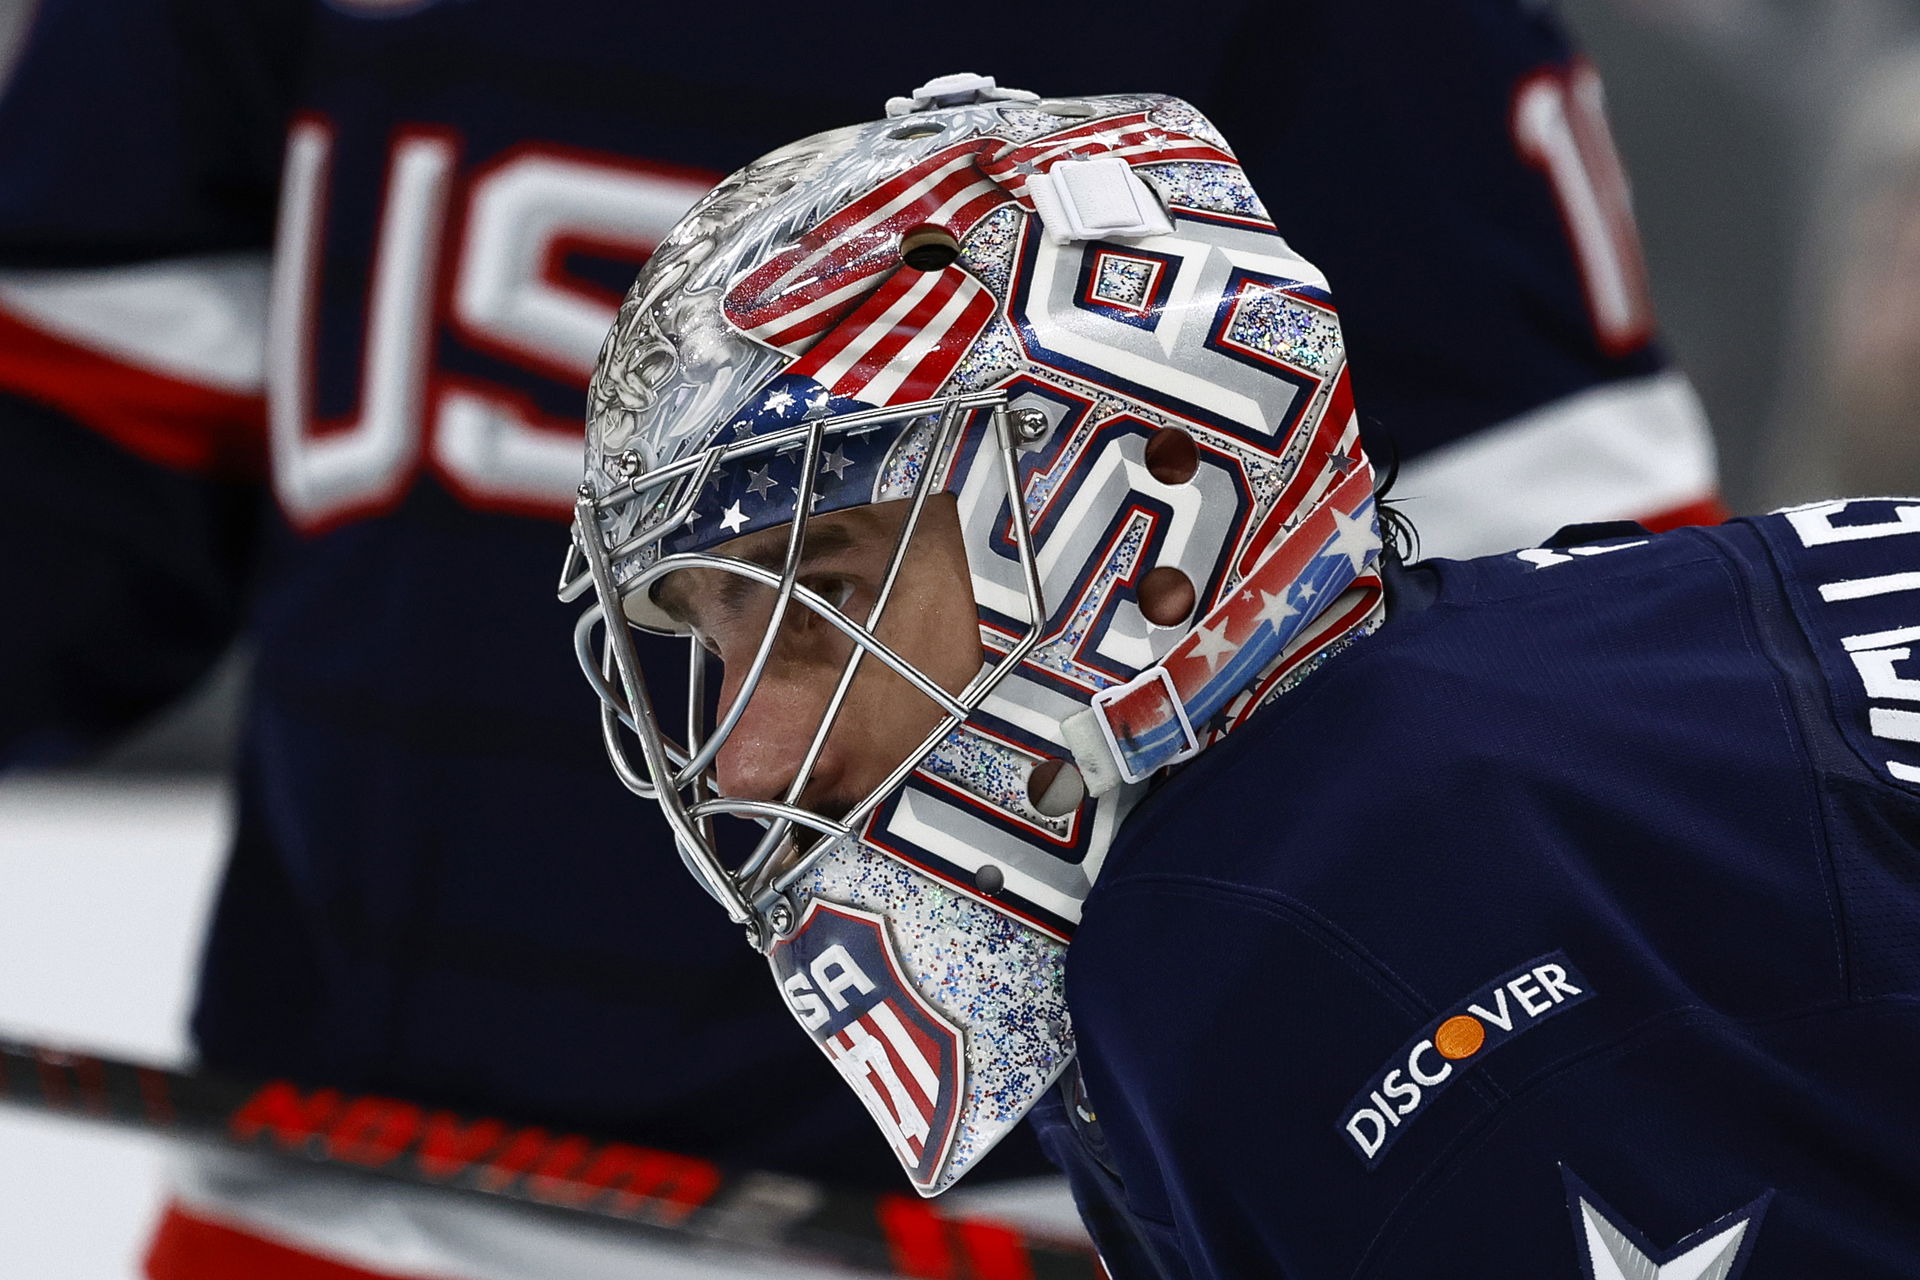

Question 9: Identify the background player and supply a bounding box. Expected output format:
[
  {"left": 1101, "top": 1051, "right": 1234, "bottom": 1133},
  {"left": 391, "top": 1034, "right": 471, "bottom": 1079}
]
[{"left": 0, "top": 0, "right": 1715, "bottom": 1274}]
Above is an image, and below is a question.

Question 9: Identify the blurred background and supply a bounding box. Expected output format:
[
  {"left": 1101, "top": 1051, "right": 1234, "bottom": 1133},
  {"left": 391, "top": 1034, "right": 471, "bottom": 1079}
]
[
  {"left": 10, "top": 0, "right": 1920, "bottom": 777},
  {"left": 0, "top": 0, "right": 1908, "bottom": 775},
  {"left": 2, "top": 0, "right": 1918, "bottom": 1274}
]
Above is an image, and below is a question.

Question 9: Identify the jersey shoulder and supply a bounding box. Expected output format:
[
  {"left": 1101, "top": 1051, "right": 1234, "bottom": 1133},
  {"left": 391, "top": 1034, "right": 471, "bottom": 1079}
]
[
  {"left": 1734, "top": 498, "right": 1920, "bottom": 794},
  {"left": 1068, "top": 506, "right": 1920, "bottom": 1280}
]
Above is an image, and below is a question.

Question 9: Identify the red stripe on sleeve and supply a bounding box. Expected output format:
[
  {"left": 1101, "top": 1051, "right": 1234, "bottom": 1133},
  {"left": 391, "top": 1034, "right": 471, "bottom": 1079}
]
[
  {"left": 144, "top": 1203, "right": 460, "bottom": 1280},
  {"left": 1639, "top": 493, "right": 1729, "bottom": 532},
  {"left": 0, "top": 307, "right": 266, "bottom": 478}
]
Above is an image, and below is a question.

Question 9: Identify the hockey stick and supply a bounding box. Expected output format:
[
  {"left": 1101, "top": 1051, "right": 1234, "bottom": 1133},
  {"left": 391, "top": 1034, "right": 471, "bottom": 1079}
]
[{"left": 0, "top": 1036, "right": 1098, "bottom": 1280}]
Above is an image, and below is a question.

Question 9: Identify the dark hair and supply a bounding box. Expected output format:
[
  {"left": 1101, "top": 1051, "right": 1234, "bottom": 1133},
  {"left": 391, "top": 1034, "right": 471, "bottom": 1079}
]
[{"left": 1368, "top": 435, "right": 1420, "bottom": 564}]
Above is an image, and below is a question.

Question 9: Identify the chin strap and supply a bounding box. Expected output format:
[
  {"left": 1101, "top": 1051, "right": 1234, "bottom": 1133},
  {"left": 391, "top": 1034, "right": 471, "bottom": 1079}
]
[{"left": 1063, "top": 464, "right": 1386, "bottom": 795}]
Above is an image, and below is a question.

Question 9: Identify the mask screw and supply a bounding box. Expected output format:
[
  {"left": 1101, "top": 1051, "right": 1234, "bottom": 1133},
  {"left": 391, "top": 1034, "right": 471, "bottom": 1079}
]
[
  {"left": 743, "top": 919, "right": 764, "bottom": 951},
  {"left": 769, "top": 901, "right": 795, "bottom": 935},
  {"left": 577, "top": 481, "right": 595, "bottom": 499},
  {"left": 1011, "top": 407, "right": 1049, "bottom": 442},
  {"left": 617, "top": 449, "right": 643, "bottom": 477}
]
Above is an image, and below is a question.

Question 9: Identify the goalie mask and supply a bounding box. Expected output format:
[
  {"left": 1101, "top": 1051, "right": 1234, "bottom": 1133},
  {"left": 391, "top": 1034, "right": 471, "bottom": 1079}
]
[{"left": 560, "top": 74, "right": 1386, "bottom": 1195}]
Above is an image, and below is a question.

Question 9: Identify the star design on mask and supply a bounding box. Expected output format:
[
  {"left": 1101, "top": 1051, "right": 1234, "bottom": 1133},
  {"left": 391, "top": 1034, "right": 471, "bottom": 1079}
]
[
  {"left": 1565, "top": 1170, "right": 1770, "bottom": 1280},
  {"left": 1186, "top": 618, "right": 1235, "bottom": 672},
  {"left": 1327, "top": 506, "right": 1378, "bottom": 573},
  {"left": 806, "top": 387, "right": 833, "bottom": 412},
  {"left": 1328, "top": 449, "right": 1357, "bottom": 474},
  {"left": 718, "top": 501, "right": 749, "bottom": 534},
  {"left": 821, "top": 444, "right": 855, "bottom": 479},
  {"left": 764, "top": 387, "right": 795, "bottom": 413},
  {"left": 1256, "top": 588, "right": 1299, "bottom": 629},
  {"left": 1293, "top": 580, "right": 1318, "bottom": 606},
  {"left": 746, "top": 464, "right": 779, "bottom": 500}
]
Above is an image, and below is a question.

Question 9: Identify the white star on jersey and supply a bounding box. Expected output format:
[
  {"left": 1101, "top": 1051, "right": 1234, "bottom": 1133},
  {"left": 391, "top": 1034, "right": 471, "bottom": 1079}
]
[{"left": 1573, "top": 1189, "right": 1762, "bottom": 1280}]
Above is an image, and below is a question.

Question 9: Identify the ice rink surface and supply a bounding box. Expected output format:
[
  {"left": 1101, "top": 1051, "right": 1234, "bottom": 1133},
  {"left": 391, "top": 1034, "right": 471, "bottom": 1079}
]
[
  {"left": 0, "top": 775, "right": 225, "bottom": 1279},
  {"left": 0, "top": 774, "right": 1082, "bottom": 1279}
]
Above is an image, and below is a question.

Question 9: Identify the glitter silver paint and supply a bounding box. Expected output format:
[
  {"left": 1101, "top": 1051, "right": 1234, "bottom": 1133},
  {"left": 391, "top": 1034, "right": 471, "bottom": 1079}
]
[
  {"left": 951, "top": 318, "right": 1025, "bottom": 392},
  {"left": 1140, "top": 160, "right": 1271, "bottom": 221},
  {"left": 1147, "top": 99, "right": 1233, "bottom": 151},
  {"left": 794, "top": 838, "right": 1073, "bottom": 1193},
  {"left": 922, "top": 728, "right": 1075, "bottom": 839},
  {"left": 1224, "top": 285, "right": 1344, "bottom": 373},
  {"left": 1092, "top": 254, "right": 1157, "bottom": 308},
  {"left": 958, "top": 203, "right": 1023, "bottom": 298}
]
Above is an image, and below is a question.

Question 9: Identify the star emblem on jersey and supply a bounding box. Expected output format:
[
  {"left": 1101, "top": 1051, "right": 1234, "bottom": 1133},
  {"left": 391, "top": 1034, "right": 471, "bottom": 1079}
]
[{"left": 1563, "top": 1169, "right": 1771, "bottom": 1280}]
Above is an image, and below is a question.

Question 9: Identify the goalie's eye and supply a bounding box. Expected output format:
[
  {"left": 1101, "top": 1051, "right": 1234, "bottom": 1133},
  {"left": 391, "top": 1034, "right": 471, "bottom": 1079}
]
[{"left": 804, "top": 576, "right": 856, "bottom": 613}]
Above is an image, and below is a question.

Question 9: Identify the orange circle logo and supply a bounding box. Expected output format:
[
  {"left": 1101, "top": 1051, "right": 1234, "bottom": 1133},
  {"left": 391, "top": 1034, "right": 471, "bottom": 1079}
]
[{"left": 1434, "top": 1015, "right": 1486, "bottom": 1060}]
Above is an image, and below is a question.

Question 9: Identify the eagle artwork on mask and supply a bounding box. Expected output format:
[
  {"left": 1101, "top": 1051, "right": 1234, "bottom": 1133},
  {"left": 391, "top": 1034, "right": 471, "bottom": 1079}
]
[{"left": 560, "top": 73, "right": 1384, "bottom": 1195}]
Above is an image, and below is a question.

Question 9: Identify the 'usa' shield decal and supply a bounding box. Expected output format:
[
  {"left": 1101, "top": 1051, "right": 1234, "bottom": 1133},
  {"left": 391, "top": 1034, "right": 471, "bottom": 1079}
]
[{"left": 769, "top": 900, "right": 965, "bottom": 1192}]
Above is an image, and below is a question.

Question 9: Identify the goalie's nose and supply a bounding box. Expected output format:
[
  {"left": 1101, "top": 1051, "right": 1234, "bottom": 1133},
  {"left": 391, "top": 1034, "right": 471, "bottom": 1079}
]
[{"left": 713, "top": 663, "right": 854, "bottom": 814}]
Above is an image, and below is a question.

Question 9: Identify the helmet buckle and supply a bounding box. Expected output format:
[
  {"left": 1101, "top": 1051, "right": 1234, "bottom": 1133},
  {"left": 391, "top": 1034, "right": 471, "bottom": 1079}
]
[
  {"left": 885, "top": 72, "right": 1039, "bottom": 118},
  {"left": 1083, "top": 665, "right": 1202, "bottom": 789},
  {"left": 1026, "top": 156, "right": 1175, "bottom": 244}
]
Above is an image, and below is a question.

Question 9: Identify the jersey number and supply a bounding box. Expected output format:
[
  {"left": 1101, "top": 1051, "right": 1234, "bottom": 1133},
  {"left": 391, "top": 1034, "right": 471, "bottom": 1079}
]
[{"left": 1512, "top": 60, "right": 1656, "bottom": 356}]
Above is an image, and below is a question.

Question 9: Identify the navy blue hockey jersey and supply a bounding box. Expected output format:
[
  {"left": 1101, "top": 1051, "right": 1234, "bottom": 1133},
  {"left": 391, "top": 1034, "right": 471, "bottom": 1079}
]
[
  {"left": 0, "top": 0, "right": 1713, "bottom": 1201},
  {"left": 1035, "top": 498, "right": 1920, "bottom": 1278}
]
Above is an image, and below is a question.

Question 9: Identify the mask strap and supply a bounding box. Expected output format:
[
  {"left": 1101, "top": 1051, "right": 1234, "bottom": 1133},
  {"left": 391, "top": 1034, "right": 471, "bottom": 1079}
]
[{"left": 1063, "top": 464, "right": 1384, "bottom": 792}]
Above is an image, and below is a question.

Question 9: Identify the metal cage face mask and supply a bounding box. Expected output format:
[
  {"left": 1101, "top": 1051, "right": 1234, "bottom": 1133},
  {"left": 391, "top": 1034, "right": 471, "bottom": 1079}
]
[{"left": 561, "top": 78, "right": 1388, "bottom": 1194}]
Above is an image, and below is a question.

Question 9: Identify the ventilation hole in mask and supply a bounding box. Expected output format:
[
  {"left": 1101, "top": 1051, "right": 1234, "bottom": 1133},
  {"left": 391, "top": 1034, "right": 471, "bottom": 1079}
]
[
  {"left": 891, "top": 121, "right": 944, "bottom": 140},
  {"left": 901, "top": 226, "right": 961, "bottom": 271},
  {"left": 1145, "top": 426, "right": 1198, "bottom": 484},
  {"left": 974, "top": 863, "right": 1006, "bottom": 896},
  {"left": 1037, "top": 100, "right": 1097, "bottom": 118},
  {"left": 1140, "top": 565, "right": 1196, "bottom": 627},
  {"left": 1028, "top": 758, "right": 1087, "bottom": 817}
]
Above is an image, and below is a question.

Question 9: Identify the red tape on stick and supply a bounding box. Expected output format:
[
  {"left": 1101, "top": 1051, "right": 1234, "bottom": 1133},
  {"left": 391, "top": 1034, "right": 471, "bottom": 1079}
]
[{"left": 0, "top": 1035, "right": 1101, "bottom": 1279}]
